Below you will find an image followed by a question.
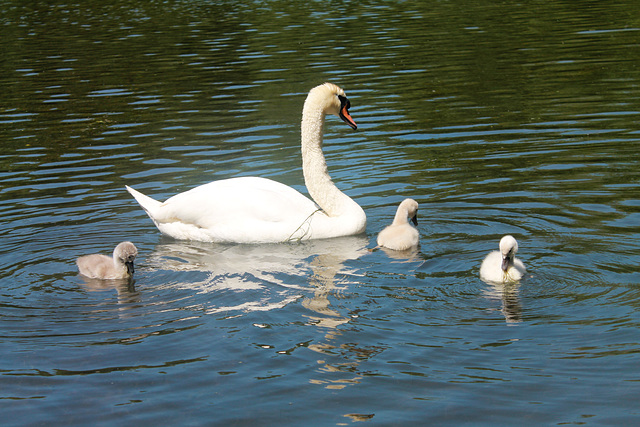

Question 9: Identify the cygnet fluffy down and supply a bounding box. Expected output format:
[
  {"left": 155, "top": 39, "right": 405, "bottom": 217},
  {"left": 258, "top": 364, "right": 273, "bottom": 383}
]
[
  {"left": 76, "top": 241, "right": 138, "bottom": 280},
  {"left": 377, "top": 198, "right": 419, "bottom": 251},
  {"left": 480, "top": 235, "right": 526, "bottom": 283}
]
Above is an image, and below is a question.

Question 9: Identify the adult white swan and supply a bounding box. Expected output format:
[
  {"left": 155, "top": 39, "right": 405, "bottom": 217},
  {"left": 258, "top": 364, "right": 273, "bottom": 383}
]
[
  {"left": 479, "top": 235, "right": 526, "bottom": 283},
  {"left": 126, "top": 83, "right": 366, "bottom": 243}
]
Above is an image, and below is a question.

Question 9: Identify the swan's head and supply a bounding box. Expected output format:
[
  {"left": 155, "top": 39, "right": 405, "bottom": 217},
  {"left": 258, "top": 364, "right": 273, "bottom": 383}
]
[
  {"left": 499, "top": 235, "right": 518, "bottom": 271},
  {"left": 114, "top": 241, "right": 138, "bottom": 275},
  {"left": 400, "top": 198, "right": 419, "bottom": 225},
  {"left": 307, "top": 82, "right": 357, "bottom": 130}
]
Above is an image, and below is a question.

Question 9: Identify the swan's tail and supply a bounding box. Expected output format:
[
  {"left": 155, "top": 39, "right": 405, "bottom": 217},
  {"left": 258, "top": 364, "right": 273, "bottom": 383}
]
[{"left": 125, "top": 185, "right": 162, "bottom": 219}]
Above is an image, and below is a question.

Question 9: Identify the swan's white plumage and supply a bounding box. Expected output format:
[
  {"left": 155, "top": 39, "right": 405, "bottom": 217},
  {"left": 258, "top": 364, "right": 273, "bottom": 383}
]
[
  {"left": 76, "top": 241, "right": 138, "bottom": 280},
  {"left": 377, "top": 198, "right": 419, "bottom": 251},
  {"left": 126, "top": 83, "right": 366, "bottom": 243},
  {"left": 479, "top": 235, "right": 526, "bottom": 283}
]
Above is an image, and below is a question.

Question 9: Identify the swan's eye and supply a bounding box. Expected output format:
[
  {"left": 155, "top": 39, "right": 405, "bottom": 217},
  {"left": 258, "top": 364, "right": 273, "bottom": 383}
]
[{"left": 338, "top": 95, "right": 350, "bottom": 110}]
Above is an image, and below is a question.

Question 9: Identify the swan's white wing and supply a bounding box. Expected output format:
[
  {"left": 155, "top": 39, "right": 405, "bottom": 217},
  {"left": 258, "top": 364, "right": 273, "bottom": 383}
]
[{"left": 152, "top": 177, "right": 321, "bottom": 242}]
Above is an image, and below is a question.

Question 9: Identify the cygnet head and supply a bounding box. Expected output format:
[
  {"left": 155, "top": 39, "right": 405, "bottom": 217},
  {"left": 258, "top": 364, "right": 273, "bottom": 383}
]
[
  {"left": 499, "top": 235, "right": 519, "bottom": 272},
  {"left": 305, "top": 83, "right": 357, "bottom": 130},
  {"left": 114, "top": 241, "right": 138, "bottom": 275},
  {"left": 400, "top": 198, "right": 419, "bottom": 226}
]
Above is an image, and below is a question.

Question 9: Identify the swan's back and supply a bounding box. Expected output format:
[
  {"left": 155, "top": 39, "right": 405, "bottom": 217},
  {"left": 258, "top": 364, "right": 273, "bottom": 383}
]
[
  {"left": 130, "top": 178, "right": 326, "bottom": 242},
  {"left": 377, "top": 226, "right": 419, "bottom": 251},
  {"left": 77, "top": 254, "right": 118, "bottom": 279}
]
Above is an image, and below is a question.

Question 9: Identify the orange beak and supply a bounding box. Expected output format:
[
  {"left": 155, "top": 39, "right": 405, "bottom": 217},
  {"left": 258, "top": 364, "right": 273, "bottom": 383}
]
[{"left": 338, "top": 95, "right": 357, "bottom": 130}]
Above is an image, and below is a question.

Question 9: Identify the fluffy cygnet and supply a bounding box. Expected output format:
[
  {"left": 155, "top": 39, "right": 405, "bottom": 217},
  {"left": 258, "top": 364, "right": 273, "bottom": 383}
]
[
  {"left": 480, "top": 235, "right": 526, "bottom": 283},
  {"left": 377, "top": 198, "right": 419, "bottom": 251},
  {"left": 76, "top": 242, "right": 138, "bottom": 280}
]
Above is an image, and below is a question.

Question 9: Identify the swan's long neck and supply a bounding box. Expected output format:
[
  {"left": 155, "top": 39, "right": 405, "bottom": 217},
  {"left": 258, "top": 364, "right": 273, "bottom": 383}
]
[
  {"left": 112, "top": 248, "right": 122, "bottom": 268},
  {"left": 393, "top": 207, "right": 408, "bottom": 225},
  {"left": 301, "top": 101, "right": 353, "bottom": 217}
]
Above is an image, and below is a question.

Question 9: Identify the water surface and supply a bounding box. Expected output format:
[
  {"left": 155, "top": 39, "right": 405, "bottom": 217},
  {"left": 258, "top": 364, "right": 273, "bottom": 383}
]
[{"left": 1, "top": 1, "right": 640, "bottom": 425}]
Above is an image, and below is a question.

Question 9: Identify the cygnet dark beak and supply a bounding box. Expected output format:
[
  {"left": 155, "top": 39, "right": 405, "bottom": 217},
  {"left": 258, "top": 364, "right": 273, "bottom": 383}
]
[
  {"left": 126, "top": 261, "right": 135, "bottom": 275},
  {"left": 501, "top": 255, "right": 511, "bottom": 272}
]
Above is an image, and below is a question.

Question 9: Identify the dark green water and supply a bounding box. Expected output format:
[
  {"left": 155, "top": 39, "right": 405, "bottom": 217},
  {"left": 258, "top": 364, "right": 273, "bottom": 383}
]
[{"left": 1, "top": 1, "right": 639, "bottom": 425}]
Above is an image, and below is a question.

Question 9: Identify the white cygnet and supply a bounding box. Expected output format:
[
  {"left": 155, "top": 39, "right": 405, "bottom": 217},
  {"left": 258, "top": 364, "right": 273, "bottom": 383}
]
[
  {"left": 480, "top": 235, "right": 526, "bottom": 283},
  {"left": 377, "top": 198, "right": 419, "bottom": 251},
  {"left": 76, "top": 242, "right": 138, "bottom": 280}
]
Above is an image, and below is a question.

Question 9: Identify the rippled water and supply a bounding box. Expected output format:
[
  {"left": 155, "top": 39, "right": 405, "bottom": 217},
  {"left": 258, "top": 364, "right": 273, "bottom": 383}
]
[{"left": 2, "top": 1, "right": 640, "bottom": 425}]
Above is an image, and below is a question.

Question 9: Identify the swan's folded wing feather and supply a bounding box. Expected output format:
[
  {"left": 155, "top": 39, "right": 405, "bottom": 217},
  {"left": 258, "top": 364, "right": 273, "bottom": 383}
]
[{"left": 153, "top": 177, "right": 319, "bottom": 230}]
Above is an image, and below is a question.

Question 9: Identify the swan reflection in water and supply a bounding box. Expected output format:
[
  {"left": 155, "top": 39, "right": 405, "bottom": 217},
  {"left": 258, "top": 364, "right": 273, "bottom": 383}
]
[
  {"left": 482, "top": 281, "right": 523, "bottom": 324},
  {"left": 146, "top": 235, "right": 370, "bottom": 317},
  {"left": 377, "top": 245, "right": 423, "bottom": 262},
  {"left": 148, "top": 235, "right": 411, "bottom": 390},
  {"left": 78, "top": 276, "right": 141, "bottom": 307}
]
